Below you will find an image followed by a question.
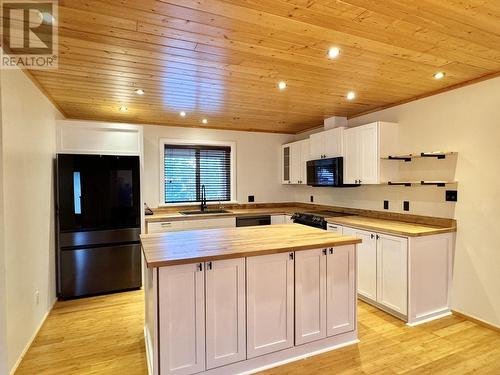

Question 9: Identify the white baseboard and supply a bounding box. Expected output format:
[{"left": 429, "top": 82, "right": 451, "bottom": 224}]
[
  {"left": 407, "top": 311, "right": 452, "bottom": 327},
  {"left": 9, "top": 299, "right": 56, "bottom": 375}
]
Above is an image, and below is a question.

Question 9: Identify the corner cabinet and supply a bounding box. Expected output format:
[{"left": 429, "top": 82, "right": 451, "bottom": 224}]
[
  {"left": 281, "top": 139, "right": 309, "bottom": 185},
  {"left": 343, "top": 122, "right": 399, "bottom": 184},
  {"left": 342, "top": 225, "right": 454, "bottom": 324}
]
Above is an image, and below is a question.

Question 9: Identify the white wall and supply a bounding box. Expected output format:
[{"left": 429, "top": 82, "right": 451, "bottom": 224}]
[
  {"left": 294, "top": 77, "right": 500, "bottom": 327},
  {"left": 143, "top": 125, "right": 294, "bottom": 208},
  {"left": 1, "top": 68, "right": 62, "bottom": 373},
  {"left": 0, "top": 69, "right": 8, "bottom": 375}
]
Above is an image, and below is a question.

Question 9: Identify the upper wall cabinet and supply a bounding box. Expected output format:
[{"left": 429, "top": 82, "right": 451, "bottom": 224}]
[
  {"left": 343, "top": 122, "right": 399, "bottom": 185},
  {"left": 282, "top": 139, "right": 309, "bottom": 185},
  {"left": 309, "top": 127, "right": 345, "bottom": 160}
]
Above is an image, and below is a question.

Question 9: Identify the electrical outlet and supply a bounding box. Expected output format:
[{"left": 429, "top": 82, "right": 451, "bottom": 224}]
[
  {"left": 248, "top": 195, "right": 254, "bottom": 202},
  {"left": 310, "top": 195, "right": 314, "bottom": 203},
  {"left": 383, "top": 200, "right": 389, "bottom": 210},
  {"left": 446, "top": 190, "right": 458, "bottom": 202},
  {"left": 403, "top": 201, "right": 410, "bottom": 211},
  {"left": 34, "top": 290, "right": 40, "bottom": 306}
]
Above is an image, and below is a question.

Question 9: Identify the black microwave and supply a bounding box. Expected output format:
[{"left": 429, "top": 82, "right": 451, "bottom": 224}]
[{"left": 306, "top": 157, "right": 359, "bottom": 187}]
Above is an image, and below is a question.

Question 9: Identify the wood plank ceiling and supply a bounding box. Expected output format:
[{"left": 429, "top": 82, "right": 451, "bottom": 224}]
[{"left": 30, "top": 0, "right": 500, "bottom": 133}]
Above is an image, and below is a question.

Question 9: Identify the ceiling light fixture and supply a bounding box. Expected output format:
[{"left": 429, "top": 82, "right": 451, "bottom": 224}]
[
  {"left": 119, "top": 106, "right": 128, "bottom": 112},
  {"left": 327, "top": 47, "right": 341, "bottom": 59},
  {"left": 346, "top": 91, "right": 356, "bottom": 100},
  {"left": 202, "top": 118, "right": 208, "bottom": 124},
  {"left": 278, "top": 81, "right": 287, "bottom": 90},
  {"left": 180, "top": 111, "right": 186, "bottom": 117},
  {"left": 135, "top": 89, "right": 144, "bottom": 95},
  {"left": 433, "top": 72, "right": 445, "bottom": 80}
]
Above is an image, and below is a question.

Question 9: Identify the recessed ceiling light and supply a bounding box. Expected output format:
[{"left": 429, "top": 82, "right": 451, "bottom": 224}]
[
  {"left": 202, "top": 118, "right": 208, "bottom": 124},
  {"left": 278, "top": 81, "right": 287, "bottom": 90},
  {"left": 346, "top": 91, "right": 356, "bottom": 100},
  {"left": 135, "top": 89, "right": 144, "bottom": 95},
  {"left": 433, "top": 72, "right": 445, "bottom": 80},
  {"left": 327, "top": 47, "right": 341, "bottom": 59},
  {"left": 119, "top": 106, "right": 128, "bottom": 112},
  {"left": 179, "top": 111, "right": 186, "bottom": 117}
]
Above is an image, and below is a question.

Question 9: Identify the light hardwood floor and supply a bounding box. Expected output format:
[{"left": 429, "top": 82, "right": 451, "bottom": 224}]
[{"left": 15, "top": 290, "right": 500, "bottom": 374}]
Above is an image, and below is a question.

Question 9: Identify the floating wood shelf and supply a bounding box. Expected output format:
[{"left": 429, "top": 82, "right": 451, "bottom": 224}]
[
  {"left": 386, "top": 181, "right": 457, "bottom": 187},
  {"left": 382, "top": 151, "right": 457, "bottom": 161}
]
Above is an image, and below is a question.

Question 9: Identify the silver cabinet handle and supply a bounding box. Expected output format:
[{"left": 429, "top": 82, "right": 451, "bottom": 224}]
[{"left": 161, "top": 222, "right": 172, "bottom": 227}]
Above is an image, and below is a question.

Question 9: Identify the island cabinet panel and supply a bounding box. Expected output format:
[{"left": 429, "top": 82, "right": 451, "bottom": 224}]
[
  {"left": 326, "top": 245, "right": 356, "bottom": 336},
  {"left": 295, "top": 248, "right": 327, "bottom": 345},
  {"left": 205, "top": 258, "right": 246, "bottom": 369},
  {"left": 343, "top": 227, "right": 377, "bottom": 300},
  {"left": 158, "top": 264, "right": 205, "bottom": 375},
  {"left": 246, "top": 252, "right": 294, "bottom": 358},
  {"left": 377, "top": 235, "right": 408, "bottom": 316}
]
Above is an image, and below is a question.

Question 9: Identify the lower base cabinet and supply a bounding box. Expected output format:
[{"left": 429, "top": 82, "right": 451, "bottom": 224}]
[
  {"left": 156, "top": 247, "right": 356, "bottom": 374},
  {"left": 295, "top": 246, "right": 356, "bottom": 345},
  {"left": 246, "top": 252, "right": 295, "bottom": 358},
  {"left": 159, "top": 263, "right": 206, "bottom": 375},
  {"left": 158, "top": 258, "right": 246, "bottom": 375}
]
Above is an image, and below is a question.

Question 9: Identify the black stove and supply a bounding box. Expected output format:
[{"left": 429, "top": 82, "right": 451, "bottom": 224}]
[{"left": 291, "top": 211, "right": 350, "bottom": 230}]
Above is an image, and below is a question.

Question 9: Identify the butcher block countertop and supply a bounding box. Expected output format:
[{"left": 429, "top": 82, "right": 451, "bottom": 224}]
[
  {"left": 144, "top": 207, "right": 300, "bottom": 223},
  {"left": 141, "top": 224, "right": 361, "bottom": 268},
  {"left": 325, "top": 215, "right": 456, "bottom": 237}
]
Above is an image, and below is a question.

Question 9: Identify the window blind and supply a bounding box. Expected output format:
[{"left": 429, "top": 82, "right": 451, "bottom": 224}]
[{"left": 164, "top": 144, "right": 231, "bottom": 203}]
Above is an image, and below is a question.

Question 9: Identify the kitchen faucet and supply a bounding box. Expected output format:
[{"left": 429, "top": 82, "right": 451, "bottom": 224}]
[{"left": 200, "top": 184, "right": 207, "bottom": 212}]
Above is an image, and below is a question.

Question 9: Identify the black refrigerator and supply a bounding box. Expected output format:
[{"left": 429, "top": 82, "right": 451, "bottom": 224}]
[{"left": 56, "top": 154, "right": 142, "bottom": 298}]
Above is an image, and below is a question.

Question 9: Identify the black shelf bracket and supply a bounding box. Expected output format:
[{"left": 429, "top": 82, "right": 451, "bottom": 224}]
[
  {"left": 388, "top": 182, "right": 412, "bottom": 187},
  {"left": 388, "top": 155, "right": 411, "bottom": 162},
  {"left": 421, "top": 181, "right": 446, "bottom": 187},
  {"left": 421, "top": 152, "right": 446, "bottom": 159}
]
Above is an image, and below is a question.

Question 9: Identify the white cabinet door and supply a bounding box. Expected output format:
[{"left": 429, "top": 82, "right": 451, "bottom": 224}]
[
  {"left": 326, "top": 223, "right": 343, "bottom": 234},
  {"left": 295, "top": 248, "right": 327, "bottom": 345},
  {"left": 300, "top": 139, "right": 310, "bottom": 184},
  {"left": 271, "top": 215, "right": 286, "bottom": 225},
  {"left": 326, "top": 245, "right": 356, "bottom": 337},
  {"left": 309, "top": 132, "right": 324, "bottom": 160},
  {"left": 377, "top": 234, "right": 408, "bottom": 315},
  {"left": 290, "top": 142, "right": 302, "bottom": 184},
  {"left": 159, "top": 263, "right": 205, "bottom": 375},
  {"left": 343, "top": 128, "right": 359, "bottom": 184},
  {"left": 246, "top": 252, "right": 294, "bottom": 358},
  {"left": 323, "top": 127, "right": 344, "bottom": 158},
  {"left": 358, "top": 122, "right": 379, "bottom": 184},
  {"left": 343, "top": 227, "right": 377, "bottom": 300},
  {"left": 205, "top": 258, "right": 246, "bottom": 369},
  {"left": 282, "top": 144, "right": 291, "bottom": 184}
]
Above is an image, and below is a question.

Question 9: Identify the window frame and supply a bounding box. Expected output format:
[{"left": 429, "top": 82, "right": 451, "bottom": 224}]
[{"left": 159, "top": 138, "right": 237, "bottom": 207}]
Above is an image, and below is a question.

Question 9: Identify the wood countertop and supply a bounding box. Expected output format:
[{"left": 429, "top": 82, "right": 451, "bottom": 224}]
[
  {"left": 325, "top": 215, "right": 456, "bottom": 237},
  {"left": 141, "top": 224, "right": 361, "bottom": 268}
]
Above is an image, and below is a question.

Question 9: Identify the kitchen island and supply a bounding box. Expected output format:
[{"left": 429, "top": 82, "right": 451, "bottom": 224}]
[{"left": 141, "top": 224, "right": 362, "bottom": 375}]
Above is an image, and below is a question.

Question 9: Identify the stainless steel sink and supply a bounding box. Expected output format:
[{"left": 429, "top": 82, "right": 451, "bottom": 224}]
[{"left": 180, "top": 209, "right": 232, "bottom": 215}]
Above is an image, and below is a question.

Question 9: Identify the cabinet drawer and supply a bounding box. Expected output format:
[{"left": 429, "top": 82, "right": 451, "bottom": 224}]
[
  {"left": 183, "top": 217, "right": 235, "bottom": 230},
  {"left": 148, "top": 221, "right": 185, "bottom": 233},
  {"left": 327, "top": 223, "right": 343, "bottom": 234}
]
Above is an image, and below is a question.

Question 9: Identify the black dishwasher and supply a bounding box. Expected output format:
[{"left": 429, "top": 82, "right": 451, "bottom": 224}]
[{"left": 236, "top": 215, "right": 271, "bottom": 227}]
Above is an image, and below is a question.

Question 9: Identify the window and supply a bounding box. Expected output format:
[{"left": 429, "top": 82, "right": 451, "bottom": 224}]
[{"left": 161, "top": 141, "right": 235, "bottom": 204}]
